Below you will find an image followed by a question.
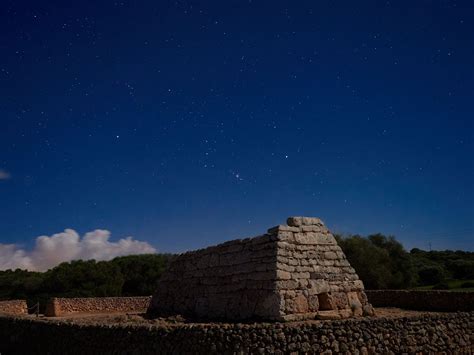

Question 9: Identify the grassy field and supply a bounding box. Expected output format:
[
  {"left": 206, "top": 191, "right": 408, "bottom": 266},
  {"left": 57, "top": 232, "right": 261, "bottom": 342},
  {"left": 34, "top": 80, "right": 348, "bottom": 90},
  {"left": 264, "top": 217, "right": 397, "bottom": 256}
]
[{"left": 413, "top": 279, "right": 474, "bottom": 292}]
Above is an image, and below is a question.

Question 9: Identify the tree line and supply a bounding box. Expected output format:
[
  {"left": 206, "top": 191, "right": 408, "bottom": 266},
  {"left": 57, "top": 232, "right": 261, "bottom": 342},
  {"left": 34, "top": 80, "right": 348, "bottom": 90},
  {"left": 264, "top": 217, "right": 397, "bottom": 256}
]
[
  {"left": 335, "top": 233, "right": 474, "bottom": 289},
  {"left": 0, "top": 234, "right": 473, "bottom": 309},
  {"left": 0, "top": 254, "right": 172, "bottom": 311}
]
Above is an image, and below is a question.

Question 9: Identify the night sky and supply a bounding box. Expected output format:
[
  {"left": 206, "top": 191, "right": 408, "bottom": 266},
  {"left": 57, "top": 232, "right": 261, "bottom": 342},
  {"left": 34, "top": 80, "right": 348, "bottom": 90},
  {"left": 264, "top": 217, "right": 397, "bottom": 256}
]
[{"left": 1, "top": 0, "right": 473, "bottom": 258}]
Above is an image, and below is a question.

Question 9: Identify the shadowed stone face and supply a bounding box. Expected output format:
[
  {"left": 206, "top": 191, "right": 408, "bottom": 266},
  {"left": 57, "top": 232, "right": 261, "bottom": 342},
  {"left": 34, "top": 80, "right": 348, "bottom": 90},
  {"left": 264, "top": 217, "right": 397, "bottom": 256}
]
[{"left": 147, "top": 217, "right": 372, "bottom": 321}]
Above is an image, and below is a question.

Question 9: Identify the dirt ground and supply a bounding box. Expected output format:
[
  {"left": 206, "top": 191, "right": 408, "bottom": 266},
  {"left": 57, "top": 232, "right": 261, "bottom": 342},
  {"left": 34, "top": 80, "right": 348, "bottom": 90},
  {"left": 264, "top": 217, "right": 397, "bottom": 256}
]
[{"left": 21, "top": 307, "right": 448, "bottom": 327}]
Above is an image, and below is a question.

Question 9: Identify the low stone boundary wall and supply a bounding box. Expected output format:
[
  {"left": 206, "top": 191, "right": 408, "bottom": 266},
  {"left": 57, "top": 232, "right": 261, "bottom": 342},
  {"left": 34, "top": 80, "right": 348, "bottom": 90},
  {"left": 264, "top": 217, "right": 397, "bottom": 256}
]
[
  {"left": 366, "top": 290, "right": 474, "bottom": 312},
  {"left": 45, "top": 296, "right": 151, "bottom": 317},
  {"left": 0, "top": 312, "right": 472, "bottom": 354},
  {"left": 0, "top": 300, "right": 27, "bottom": 315}
]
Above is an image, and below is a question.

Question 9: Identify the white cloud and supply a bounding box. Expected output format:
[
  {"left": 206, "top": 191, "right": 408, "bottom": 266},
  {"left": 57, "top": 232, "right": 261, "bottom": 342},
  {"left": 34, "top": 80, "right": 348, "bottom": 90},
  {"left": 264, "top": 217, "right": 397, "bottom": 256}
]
[
  {"left": 0, "top": 169, "right": 11, "bottom": 180},
  {"left": 0, "top": 229, "right": 156, "bottom": 271}
]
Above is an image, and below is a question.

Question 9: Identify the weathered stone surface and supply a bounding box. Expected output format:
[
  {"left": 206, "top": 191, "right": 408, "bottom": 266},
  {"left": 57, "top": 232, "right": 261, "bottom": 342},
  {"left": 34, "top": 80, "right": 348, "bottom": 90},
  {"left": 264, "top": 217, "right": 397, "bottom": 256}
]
[
  {"left": 0, "top": 300, "right": 27, "bottom": 315},
  {"left": 147, "top": 216, "right": 371, "bottom": 321},
  {"left": 308, "top": 279, "right": 330, "bottom": 295},
  {"left": 307, "top": 295, "right": 319, "bottom": 311},
  {"left": 45, "top": 297, "right": 151, "bottom": 317},
  {"left": 287, "top": 216, "right": 323, "bottom": 227},
  {"left": 1, "top": 311, "right": 473, "bottom": 354},
  {"left": 347, "top": 291, "right": 363, "bottom": 316},
  {"left": 363, "top": 303, "right": 375, "bottom": 316},
  {"left": 332, "top": 292, "right": 349, "bottom": 309},
  {"left": 316, "top": 310, "right": 341, "bottom": 320},
  {"left": 267, "top": 225, "right": 300, "bottom": 234}
]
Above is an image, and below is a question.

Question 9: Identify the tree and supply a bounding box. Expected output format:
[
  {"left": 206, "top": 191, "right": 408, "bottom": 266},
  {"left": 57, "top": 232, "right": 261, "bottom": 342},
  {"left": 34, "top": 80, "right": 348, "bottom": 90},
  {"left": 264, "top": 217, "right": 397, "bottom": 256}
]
[
  {"left": 111, "top": 254, "right": 172, "bottom": 295},
  {"left": 41, "top": 260, "right": 124, "bottom": 297},
  {"left": 335, "top": 233, "right": 415, "bottom": 289}
]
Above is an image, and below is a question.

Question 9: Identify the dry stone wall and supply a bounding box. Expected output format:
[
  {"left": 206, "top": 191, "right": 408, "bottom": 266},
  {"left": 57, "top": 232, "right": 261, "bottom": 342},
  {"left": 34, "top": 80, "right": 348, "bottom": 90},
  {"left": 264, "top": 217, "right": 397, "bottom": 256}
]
[
  {"left": 45, "top": 296, "right": 151, "bottom": 317},
  {"left": 147, "top": 231, "right": 280, "bottom": 320},
  {"left": 366, "top": 290, "right": 474, "bottom": 312},
  {"left": 148, "top": 216, "right": 372, "bottom": 321},
  {"left": 0, "top": 300, "right": 27, "bottom": 315},
  {"left": 1, "top": 312, "right": 472, "bottom": 354},
  {"left": 273, "top": 217, "right": 371, "bottom": 320}
]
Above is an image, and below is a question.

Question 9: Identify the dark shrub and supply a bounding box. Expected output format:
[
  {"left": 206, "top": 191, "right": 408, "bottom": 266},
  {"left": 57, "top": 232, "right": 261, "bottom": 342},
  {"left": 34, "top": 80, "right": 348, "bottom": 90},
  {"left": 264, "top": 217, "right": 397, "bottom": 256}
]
[{"left": 433, "top": 282, "right": 450, "bottom": 290}]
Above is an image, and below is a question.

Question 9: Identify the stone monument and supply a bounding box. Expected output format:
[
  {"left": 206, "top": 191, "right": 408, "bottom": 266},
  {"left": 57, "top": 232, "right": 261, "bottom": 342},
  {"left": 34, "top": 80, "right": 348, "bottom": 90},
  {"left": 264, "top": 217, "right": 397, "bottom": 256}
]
[{"left": 147, "top": 217, "right": 374, "bottom": 321}]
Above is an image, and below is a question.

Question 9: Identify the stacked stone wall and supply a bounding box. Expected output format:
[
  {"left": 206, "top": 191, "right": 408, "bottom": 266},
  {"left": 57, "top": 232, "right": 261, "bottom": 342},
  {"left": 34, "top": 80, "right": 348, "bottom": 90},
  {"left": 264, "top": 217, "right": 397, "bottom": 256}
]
[
  {"left": 366, "top": 290, "right": 474, "bottom": 312},
  {"left": 0, "top": 300, "right": 27, "bottom": 315},
  {"left": 272, "top": 217, "right": 371, "bottom": 320},
  {"left": 148, "top": 216, "right": 372, "bottom": 321},
  {"left": 147, "top": 233, "right": 281, "bottom": 320},
  {"left": 0, "top": 312, "right": 472, "bottom": 354},
  {"left": 44, "top": 296, "right": 151, "bottom": 317}
]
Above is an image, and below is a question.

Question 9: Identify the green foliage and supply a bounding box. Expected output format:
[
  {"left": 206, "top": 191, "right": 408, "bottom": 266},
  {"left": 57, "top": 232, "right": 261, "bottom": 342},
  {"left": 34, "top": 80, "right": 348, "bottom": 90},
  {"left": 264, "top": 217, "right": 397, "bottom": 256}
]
[
  {"left": 0, "top": 254, "right": 173, "bottom": 310},
  {"left": 335, "top": 234, "right": 473, "bottom": 290},
  {"left": 0, "top": 269, "right": 45, "bottom": 301},
  {"left": 41, "top": 260, "right": 124, "bottom": 297},
  {"left": 0, "top": 238, "right": 472, "bottom": 306},
  {"left": 409, "top": 249, "right": 474, "bottom": 285},
  {"left": 111, "top": 254, "right": 172, "bottom": 296},
  {"left": 335, "top": 233, "right": 415, "bottom": 289}
]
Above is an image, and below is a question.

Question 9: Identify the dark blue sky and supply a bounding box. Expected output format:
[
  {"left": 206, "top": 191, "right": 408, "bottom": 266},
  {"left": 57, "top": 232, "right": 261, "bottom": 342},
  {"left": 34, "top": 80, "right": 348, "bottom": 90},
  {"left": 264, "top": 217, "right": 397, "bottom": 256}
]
[{"left": 1, "top": 0, "right": 473, "bottom": 253}]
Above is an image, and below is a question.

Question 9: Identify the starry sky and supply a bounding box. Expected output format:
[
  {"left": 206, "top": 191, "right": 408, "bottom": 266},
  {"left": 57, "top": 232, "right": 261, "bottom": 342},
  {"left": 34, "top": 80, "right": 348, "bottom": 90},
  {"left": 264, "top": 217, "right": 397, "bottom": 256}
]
[{"left": 1, "top": 0, "right": 473, "bottom": 254}]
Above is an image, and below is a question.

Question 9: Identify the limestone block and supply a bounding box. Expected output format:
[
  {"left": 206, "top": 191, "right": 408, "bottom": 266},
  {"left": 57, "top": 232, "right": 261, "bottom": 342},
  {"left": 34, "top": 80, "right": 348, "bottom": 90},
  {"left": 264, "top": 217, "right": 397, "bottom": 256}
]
[
  {"left": 288, "top": 258, "right": 299, "bottom": 266},
  {"left": 276, "top": 270, "right": 291, "bottom": 280},
  {"left": 351, "top": 280, "right": 365, "bottom": 290},
  {"left": 324, "top": 251, "right": 338, "bottom": 260},
  {"left": 276, "top": 262, "right": 295, "bottom": 272},
  {"left": 293, "top": 294, "right": 309, "bottom": 313},
  {"left": 301, "top": 225, "right": 324, "bottom": 232},
  {"left": 275, "top": 231, "right": 294, "bottom": 241},
  {"left": 287, "top": 216, "right": 323, "bottom": 226},
  {"left": 316, "top": 310, "right": 341, "bottom": 320},
  {"left": 298, "top": 279, "right": 308, "bottom": 288},
  {"left": 307, "top": 294, "right": 319, "bottom": 311},
  {"left": 320, "top": 235, "right": 338, "bottom": 245},
  {"left": 362, "top": 303, "right": 375, "bottom": 316},
  {"left": 293, "top": 233, "right": 316, "bottom": 245},
  {"left": 308, "top": 279, "right": 330, "bottom": 295},
  {"left": 284, "top": 294, "right": 308, "bottom": 314},
  {"left": 338, "top": 309, "right": 353, "bottom": 319},
  {"left": 332, "top": 292, "right": 349, "bottom": 309},
  {"left": 294, "top": 272, "right": 310, "bottom": 279},
  {"left": 357, "top": 291, "right": 369, "bottom": 305},
  {"left": 275, "top": 279, "right": 299, "bottom": 290},
  {"left": 347, "top": 292, "right": 363, "bottom": 316},
  {"left": 278, "top": 311, "right": 318, "bottom": 321},
  {"left": 267, "top": 225, "right": 300, "bottom": 234}
]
